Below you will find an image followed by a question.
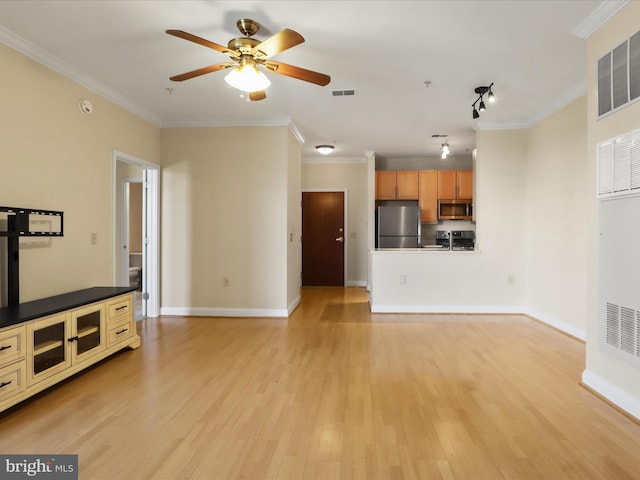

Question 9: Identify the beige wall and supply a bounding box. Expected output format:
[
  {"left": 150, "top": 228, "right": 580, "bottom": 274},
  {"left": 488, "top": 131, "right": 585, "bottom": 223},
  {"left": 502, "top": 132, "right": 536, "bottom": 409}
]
[
  {"left": 584, "top": 2, "right": 640, "bottom": 408},
  {"left": 475, "top": 129, "right": 528, "bottom": 304},
  {"left": 301, "top": 158, "right": 369, "bottom": 285},
  {"left": 160, "top": 125, "right": 297, "bottom": 314},
  {"left": 0, "top": 42, "right": 159, "bottom": 304},
  {"left": 524, "top": 96, "right": 589, "bottom": 338}
]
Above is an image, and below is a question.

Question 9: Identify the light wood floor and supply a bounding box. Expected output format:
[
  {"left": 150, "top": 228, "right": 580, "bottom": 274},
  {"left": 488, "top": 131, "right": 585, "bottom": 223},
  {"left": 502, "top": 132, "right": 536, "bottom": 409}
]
[{"left": 2, "top": 287, "right": 640, "bottom": 479}]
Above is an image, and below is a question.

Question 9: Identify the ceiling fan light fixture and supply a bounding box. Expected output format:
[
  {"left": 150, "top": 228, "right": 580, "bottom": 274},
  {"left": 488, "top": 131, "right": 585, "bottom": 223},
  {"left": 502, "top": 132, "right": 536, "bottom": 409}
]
[
  {"left": 315, "top": 145, "right": 335, "bottom": 155},
  {"left": 224, "top": 59, "right": 271, "bottom": 92}
]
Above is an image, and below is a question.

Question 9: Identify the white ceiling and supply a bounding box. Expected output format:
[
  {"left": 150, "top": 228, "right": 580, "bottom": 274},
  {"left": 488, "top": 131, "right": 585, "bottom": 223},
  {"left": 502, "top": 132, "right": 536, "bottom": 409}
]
[{"left": 0, "top": 1, "right": 625, "bottom": 160}]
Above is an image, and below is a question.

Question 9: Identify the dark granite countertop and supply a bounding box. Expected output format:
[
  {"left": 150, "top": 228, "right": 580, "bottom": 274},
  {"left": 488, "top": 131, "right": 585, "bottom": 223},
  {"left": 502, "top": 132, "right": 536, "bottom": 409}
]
[{"left": 0, "top": 286, "right": 138, "bottom": 329}]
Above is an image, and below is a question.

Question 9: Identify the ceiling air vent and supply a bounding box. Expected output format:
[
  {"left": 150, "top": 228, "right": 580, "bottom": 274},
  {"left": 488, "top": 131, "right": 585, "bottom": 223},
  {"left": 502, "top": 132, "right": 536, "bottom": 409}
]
[{"left": 332, "top": 89, "right": 356, "bottom": 97}]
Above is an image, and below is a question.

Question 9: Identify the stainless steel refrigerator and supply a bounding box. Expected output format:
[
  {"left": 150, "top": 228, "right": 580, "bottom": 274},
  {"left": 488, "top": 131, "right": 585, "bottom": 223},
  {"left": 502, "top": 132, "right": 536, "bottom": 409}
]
[{"left": 376, "top": 205, "right": 421, "bottom": 248}]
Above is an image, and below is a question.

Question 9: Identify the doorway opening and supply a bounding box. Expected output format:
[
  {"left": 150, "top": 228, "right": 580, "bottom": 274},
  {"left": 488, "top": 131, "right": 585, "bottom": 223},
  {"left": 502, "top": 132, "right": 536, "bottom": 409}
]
[
  {"left": 301, "top": 190, "right": 347, "bottom": 286},
  {"left": 113, "top": 151, "right": 160, "bottom": 320}
]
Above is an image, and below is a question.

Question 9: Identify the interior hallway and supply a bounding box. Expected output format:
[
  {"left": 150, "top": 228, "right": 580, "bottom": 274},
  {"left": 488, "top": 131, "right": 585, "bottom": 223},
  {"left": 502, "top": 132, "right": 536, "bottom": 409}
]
[{"left": 1, "top": 287, "right": 639, "bottom": 479}]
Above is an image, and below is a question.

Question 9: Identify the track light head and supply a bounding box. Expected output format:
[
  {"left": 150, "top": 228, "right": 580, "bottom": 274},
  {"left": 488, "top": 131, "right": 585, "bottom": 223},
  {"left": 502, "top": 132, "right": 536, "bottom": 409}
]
[
  {"left": 472, "top": 108, "right": 480, "bottom": 119},
  {"left": 479, "top": 99, "right": 486, "bottom": 112}
]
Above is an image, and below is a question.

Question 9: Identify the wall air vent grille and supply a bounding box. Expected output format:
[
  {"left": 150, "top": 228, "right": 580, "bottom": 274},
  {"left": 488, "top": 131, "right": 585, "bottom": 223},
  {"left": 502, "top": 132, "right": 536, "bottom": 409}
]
[
  {"left": 604, "top": 302, "right": 640, "bottom": 360},
  {"left": 597, "top": 129, "right": 640, "bottom": 198},
  {"left": 331, "top": 89, "right": 356, "bottom": 97},
  {"left": 598, "top": 29, "right": 640, "bottom": 118}
]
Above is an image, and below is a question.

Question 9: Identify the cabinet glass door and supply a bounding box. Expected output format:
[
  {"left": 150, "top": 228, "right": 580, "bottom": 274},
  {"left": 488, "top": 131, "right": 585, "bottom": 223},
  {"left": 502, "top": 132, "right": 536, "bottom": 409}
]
[
  {"left": 27, "top": 313, "right": 71, "bottom": 385},
  {"left": 33, "top": 323, "right": 65, "bottom": 375},
  {"left": 71, "top": 304, "right": 106, "bottom": 362}
]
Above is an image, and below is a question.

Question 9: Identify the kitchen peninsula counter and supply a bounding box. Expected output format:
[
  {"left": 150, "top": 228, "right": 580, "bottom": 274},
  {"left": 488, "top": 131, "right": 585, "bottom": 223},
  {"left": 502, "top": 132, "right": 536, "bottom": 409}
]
[{"left": 369, "top": 248, "right": 523, "bottom": 314}]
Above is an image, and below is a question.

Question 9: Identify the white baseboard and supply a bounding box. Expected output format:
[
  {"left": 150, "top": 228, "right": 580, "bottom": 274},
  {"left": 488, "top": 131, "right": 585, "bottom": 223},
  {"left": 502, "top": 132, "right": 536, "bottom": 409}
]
[
  {"left": 369, "top": 304, "right": 527, "bottom": 314},
  {"left": 347, "top": 280, "right": 368, "bottom": 287},
  {"left": 524, "top": 307, "right": 586, "bottom": 341},
  {"left": 288, "top": 295, "right": 301, "bottom": 315},
  {"left": 582, "top": 369, "right": 640, "bottom": 421},
  {"left": 160, "top": 306, "right": 289, "bottom": 317}
]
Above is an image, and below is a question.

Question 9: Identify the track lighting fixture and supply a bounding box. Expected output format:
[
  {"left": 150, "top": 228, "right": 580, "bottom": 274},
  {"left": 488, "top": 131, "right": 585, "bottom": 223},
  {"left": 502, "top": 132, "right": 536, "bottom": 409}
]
[{"left": 471, "top": 82, "right": 495, "bottom": 119}]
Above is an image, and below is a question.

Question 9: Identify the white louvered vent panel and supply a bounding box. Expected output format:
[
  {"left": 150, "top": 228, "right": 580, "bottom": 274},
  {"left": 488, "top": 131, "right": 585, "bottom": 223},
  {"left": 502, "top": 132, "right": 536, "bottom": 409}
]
[
  {"left": 598, "top": 141, "right": 614, "bottom": 195},
  {"left": 612, "top": 40, "right": 629, "bottom": 109},
  {"left": 597, "top": 28, "right": 640, "bottom": 117},
  {"left": 604, "top": 303, "right": 640, "bottom": 360},
  {"left": 598, "top": 52, "right": 613, "bottom": 116},
  {"left": 630, "top": 131, "right": 640, "bottom": 190},
  {"left": 630, "top": 31, "right": 640, "bottom": 101},
  {"left": 620, "top": 307, "right": 636, "bottom": 355},
  {"left": 606, "top": 302, "right": 620, "bottom": 348},
  {"left": 637, "top": 311, "right": 640, "bottom": 357},
  {"left": 614, "top": 135, "right": 630, "bottom": 192}
]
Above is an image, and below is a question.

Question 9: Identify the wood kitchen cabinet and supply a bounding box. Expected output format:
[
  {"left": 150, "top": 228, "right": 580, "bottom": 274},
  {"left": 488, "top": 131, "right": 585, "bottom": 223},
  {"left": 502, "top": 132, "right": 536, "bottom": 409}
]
[
  {"left": 438, "top": 170, "right": 473, "bottom": 199},
  {"left": 418, "top": 170, "right": 438, "bottom": 223},
  {"left": 375, "top": 171, "right": 397, "bottom": 199},
  {"left": 375, "top": 170, "right": 419, "bottom": 200}
]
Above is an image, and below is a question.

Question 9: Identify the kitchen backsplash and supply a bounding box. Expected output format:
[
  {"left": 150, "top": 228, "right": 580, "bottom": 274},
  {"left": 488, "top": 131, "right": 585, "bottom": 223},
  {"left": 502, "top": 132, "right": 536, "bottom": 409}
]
[{"left": 421, "top": 220, "right": 475, "bottom": 245}]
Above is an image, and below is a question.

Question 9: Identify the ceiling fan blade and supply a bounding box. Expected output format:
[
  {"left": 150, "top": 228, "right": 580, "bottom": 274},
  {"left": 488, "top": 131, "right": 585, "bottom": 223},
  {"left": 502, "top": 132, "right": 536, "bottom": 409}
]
[
  {"left": 170, "top": 62, "right": 235, "bottom": 82},
  {"left": 252, "top": 28, "right": 304, "bottom": 58},
  {"left": 249, "top": 90, "right": 267, "bottom": 101},
  {"left": 166, "top": 30, "right": 238, "bottom": 57},
  {"left": 264, "top": 61, "right": 331, "bottom": 86}
]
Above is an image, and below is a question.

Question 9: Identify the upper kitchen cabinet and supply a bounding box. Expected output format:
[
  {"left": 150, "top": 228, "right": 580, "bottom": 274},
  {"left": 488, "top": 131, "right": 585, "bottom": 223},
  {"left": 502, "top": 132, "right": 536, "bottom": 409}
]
[
  {"left": 437, "top": 170, "right": 473, "bottom": 199},
  {"left": 418, "top": 170, "right": 438, "bottom": 223},
  {"left": 375, "top": 171, "right": 419, "bottom": 200}
]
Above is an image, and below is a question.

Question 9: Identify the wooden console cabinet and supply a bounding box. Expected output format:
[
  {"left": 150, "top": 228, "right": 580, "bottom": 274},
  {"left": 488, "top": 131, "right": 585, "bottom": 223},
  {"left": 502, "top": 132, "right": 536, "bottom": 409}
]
[{"left": 0, "top": 287, "right": 140, "bottom": 413}]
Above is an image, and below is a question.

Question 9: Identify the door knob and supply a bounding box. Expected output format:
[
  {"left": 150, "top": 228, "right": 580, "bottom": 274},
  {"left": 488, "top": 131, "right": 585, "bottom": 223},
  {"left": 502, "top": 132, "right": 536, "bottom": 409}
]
[{"left": 335, "top": 236, "right": 344, "bottom": 242}]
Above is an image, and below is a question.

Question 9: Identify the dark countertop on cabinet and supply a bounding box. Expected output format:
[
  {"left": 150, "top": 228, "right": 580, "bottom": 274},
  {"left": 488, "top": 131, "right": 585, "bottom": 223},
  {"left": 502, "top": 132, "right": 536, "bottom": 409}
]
[{"left": 0, "top": 286, "right": 138, "bottom": 329}]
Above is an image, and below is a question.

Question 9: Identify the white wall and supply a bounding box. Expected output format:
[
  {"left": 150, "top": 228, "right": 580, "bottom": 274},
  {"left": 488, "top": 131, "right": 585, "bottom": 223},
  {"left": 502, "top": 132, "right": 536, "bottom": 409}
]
[
  {"left": 583, "top": 1, "right": 640, "bottom": 416},
  {"left": 301, "top": 157, "right": 369, "bottom": 286},
  {"left": 524, "top": 96, "right": 589, "bottom": 339},
  {"left": 0, "top": 42, "right": 160, "bottom": 304},
  {"left": 160, "top": 125, "right": 295, "bottom": 316}
]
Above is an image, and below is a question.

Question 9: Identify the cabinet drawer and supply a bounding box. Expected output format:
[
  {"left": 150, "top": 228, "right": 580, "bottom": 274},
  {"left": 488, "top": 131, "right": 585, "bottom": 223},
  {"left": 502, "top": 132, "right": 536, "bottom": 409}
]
[
  {"left": 0, "top": 361, "right": 26, "bottom": 402},
  {"left": 107, "top": 295, "right": 132, "bottom": 322},
  {"left": 107, "top": 319, "right": 133, "bottom": 347},
  {"left": 0, "top": 326, "right": 26, "bottom": 368}
]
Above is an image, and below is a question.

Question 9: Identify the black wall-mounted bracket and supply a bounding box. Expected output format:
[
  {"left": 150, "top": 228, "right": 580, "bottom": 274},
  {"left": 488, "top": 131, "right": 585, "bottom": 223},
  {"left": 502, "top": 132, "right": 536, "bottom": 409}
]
[{"left": 0, "top": 207, "right": 64, "bottom": 307}]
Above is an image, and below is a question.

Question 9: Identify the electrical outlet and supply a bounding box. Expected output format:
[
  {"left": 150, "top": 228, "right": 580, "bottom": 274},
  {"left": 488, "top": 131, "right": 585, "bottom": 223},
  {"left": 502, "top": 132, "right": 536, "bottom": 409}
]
[
  {"left": 400, "top": 275, "right": 406, "bottom": 284},
  {"left": 508, "top": 275, "right": 515, "bottom": 285},
  {"left": 223, "top": 277, "right": 229, "bottom": 287},
  {"left": 91, "top": 233, "right": 97, "bottom": 245}
]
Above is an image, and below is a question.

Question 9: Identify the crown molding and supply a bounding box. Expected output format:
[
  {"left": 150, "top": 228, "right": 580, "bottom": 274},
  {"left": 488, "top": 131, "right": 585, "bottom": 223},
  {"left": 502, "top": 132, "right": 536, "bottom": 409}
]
[
  {"left": 572, "top": 0, "right": 629, "bottom": 39},
  {"left": 0, "top": 25, "right": 162, "bottom": 127},
  {"left": 288, "top": 121, "right": 305, "bottom": 145}
]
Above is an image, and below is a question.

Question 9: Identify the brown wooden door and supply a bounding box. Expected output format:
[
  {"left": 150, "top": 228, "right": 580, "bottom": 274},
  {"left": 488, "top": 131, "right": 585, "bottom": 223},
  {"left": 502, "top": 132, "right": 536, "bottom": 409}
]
[{"left": 302, "top": 192, "right": 345, "bottom": 286}]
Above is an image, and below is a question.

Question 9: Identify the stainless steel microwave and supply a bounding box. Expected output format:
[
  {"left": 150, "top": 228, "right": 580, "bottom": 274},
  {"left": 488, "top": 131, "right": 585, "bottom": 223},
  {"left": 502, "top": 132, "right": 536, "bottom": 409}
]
[{"left": 438, "top": 199, "right": 473, "bottom": 220}]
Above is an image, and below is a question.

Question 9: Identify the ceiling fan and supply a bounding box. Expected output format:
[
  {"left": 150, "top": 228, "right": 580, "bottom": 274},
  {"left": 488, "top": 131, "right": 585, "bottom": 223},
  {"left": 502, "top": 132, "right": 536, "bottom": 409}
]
[{"left": 166, "top": 19, "right": 331, "bottom": 101}]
